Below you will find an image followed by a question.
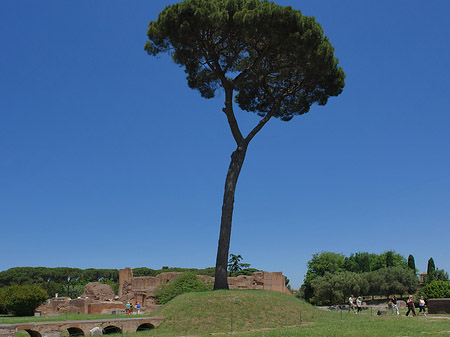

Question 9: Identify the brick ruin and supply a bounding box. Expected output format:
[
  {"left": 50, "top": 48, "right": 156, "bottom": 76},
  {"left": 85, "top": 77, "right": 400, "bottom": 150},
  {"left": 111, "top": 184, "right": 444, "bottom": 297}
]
[
  {"left": 119, "top": 268, "right": 291, "bottom": 311},
  {"left": 35, "top": 282, "right": 126, "bottom": 316},
  {"left": 427, "top": 298, "right": 450, "bottom": 314},
  {"left": 36, "top": 268, "right": 291, "bottom": 315}
]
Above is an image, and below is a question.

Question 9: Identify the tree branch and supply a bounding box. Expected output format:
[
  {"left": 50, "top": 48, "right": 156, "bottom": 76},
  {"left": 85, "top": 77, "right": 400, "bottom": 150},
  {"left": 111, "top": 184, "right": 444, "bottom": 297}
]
[
  {"left": 244, "top": 109, "right": 275, "bottom": 145},
  {"left": 222, "top": 87, "right": 244, "bottom": 145}
]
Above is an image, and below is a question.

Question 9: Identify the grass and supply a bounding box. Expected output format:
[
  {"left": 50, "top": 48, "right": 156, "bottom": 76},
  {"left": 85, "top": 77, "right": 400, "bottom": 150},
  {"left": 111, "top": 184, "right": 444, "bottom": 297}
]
[
  {"left": 3, "top": 291, "right": 450, "bottom": 336},
  {"left": 147, "top": 290, "right": 317, "bottom": 336},
  {"left": 0, "top": 313, "right": 130, "bottom": 324},
  {"left": 232, "top": 310, "right": 450, "bottom": 336}
]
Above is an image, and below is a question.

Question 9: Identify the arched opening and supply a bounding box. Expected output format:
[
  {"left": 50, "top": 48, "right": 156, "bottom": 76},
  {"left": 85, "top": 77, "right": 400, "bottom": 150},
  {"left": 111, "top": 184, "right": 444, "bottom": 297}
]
[
  {"left": 102, "top": 326, "right": 121, "bottom": 335},
  {"left": 136, "top": 323, "right": 154, "bottom": 331},
  {"left": 67, "top": 328, "right": 85, "bottom": 337},
  {"left": 25, "top": 330, "right": 42, "bottom": 337}
]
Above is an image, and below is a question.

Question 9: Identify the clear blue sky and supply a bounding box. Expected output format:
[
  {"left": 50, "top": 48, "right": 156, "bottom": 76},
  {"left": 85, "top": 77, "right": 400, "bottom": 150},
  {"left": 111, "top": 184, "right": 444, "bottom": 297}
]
[{"left": 1, "top": 0, "right": 449, "bottom": 289}]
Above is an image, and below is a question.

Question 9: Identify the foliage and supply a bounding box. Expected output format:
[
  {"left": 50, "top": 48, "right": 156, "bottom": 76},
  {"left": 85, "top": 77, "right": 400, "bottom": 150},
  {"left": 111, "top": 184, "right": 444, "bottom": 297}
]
[
  {"left": 310, "top": 271, "right": 368, "bottom": 305},
  {"left": 343, "top": 252, "right": 377, "bottom": 273},
  {"left": 427, "top": 258, "right": 436, "bottom": 282},
  {"left": 302, "top": 251, "right": 417, "bottom": 304},
  {"left": 436, "top": 268, "right": 449, "bottom": 281},
  {"left": 154, "top": 272, "right": 212, "bottom": 304},
  {"left": 228, "top": 254, "right": 251, "bottom": 275},
  {"left": 145, "top": 0, "right": 345, "bottom": 289},
  {"left": 302, "top": 252, "right": 346, "bottom": 301},
  {"left": 375, "top": 267, "right": 417, "bottom": 297},
  {"left": 0, "top": 267, "right": 119, "bottom": 299},
  {"left": 385, "top": 251, "right": 394, "bottom": 267},
  {"left": 342, "top": 251, "right": 407, "bottom": 273},
  {"left": 421, "top": 280, "right": 450, "bottom": 300},
  {"left": 229, "top": 268, "right": 260, "bottom": 277},
  {"left": 370, "top": 251, "right": 407, "bottom": 270},
  {"left": 0, "top": 285, "right": 47, "bottom": 316},
  {"left": 309, "top": 267, "right": 417, "bottom": 305},
  {"left": 145, "top": 0, "right": 345, "bottom": 117},
  {"left": 407, "top": 254, "right": 416, "bottom": 272}
]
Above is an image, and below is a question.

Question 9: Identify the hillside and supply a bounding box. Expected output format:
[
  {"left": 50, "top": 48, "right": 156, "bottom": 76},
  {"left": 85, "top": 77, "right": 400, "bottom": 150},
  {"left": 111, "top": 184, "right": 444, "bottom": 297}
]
[{"left": 149, "top": 290, "right": 324, "bottom": 336}]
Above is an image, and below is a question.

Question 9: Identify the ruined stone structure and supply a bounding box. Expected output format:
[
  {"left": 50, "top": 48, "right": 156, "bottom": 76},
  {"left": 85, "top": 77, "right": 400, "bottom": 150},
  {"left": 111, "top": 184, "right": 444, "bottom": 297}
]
[
  {"left": 35, "top": 283, "right": 125, "bottom": 316},
  {"left": 427, "top": 298, "right": 450, "bottom": 314},
  {"left": 36, "top": 269, "right": 291, "bottom": 316},
  {"left": 0, "top": 317, "right": 163, "bottom": 337},
  {"left": 119, "top": 268, "right": 291, "bottom": 312}
]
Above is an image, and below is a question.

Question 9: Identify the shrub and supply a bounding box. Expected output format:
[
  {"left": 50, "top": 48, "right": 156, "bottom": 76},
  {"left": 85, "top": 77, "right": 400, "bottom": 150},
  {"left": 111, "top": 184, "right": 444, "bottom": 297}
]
[
  {"left": 155, "top": 272, "right": 211, "bottom": 304},
  {"left": 421, "top": 280, "right": 450, "bottom": 300},
  {"left": 0, "top": 285, "right": 48, "bottom": 316}
]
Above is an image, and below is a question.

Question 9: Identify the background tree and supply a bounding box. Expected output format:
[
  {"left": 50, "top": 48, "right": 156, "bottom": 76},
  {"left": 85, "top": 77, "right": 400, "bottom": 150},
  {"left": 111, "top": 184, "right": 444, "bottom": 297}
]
[
  {"left": 0, "top": 285, "right": 47, "bottom": 316},
  {"left": 0, "top": 267, "right": 120, "bottom": 299},
  {"left": 301, "top": 251, "right": 418, "bottom": 303},
  {"left": 370, "top": 251, "right": 407, "bottom": 270},
  {"left": 427, "top": 258, "right": 436, "bottom": 282},
  {"left": 435, "top": 268, "right": 449, "bottom": 281},
  {"left": 408, "top": 254, "right": 416, "bottom": 272},
  {"left": 376, "top": 267, "right": 418, "bottom": 298},
  {"left": 311, "top": 271, "right": 368, "bottom": 305},
  {"left": 344, "top": 252, "right": 377, "bottom": 273},
  {"left": 227, "top": 254, "right": 251, "bottom": 275},
  {"left": 362, "top": 270, "right": 383, "bottom": 299},
  {"left": 145, "top": 0, "right": 345, "bottom": 290},
  {"left": 155, "top": 272, "right": 212, "bottom": 304},
  {"left": 386, "top": 251, "right": 394, "bottom": 268},
  {"left": 302, "top": 252, "right": 345, "bottom": 301},
  {"left": 421, "top": 280, "right": 450, "bottom": 300}
]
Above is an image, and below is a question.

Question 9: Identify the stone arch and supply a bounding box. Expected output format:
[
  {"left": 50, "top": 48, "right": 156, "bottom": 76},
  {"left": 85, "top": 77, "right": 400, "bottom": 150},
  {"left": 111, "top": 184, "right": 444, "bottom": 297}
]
[
  {"left": 136, "top": 323, "right": 154, "bottom": 331},
  {"left": 25, "top": 330, "right": 42, "bottom": 337},
  {"left": 102, "top": 326, "right": 121, "bottom": 335},
  {"left": 67, "top": 327, "right": 85, "bottom": 337}
]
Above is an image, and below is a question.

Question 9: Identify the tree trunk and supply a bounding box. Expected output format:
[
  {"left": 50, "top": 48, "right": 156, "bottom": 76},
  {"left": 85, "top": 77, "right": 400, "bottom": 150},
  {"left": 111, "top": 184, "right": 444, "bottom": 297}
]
[{"left": 214, "top": 145, "right": 247, "bottom": 290}]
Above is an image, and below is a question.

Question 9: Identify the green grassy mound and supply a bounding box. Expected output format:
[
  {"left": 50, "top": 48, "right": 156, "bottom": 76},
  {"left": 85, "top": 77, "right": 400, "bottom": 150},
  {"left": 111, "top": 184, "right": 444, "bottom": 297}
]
[{"left": 151, "top": 290, "right": 324, "bottom": 336}]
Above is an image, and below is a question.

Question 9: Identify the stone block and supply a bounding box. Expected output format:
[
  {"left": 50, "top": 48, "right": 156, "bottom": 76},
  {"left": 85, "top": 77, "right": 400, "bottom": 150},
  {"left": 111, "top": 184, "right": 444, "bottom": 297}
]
[
  {"left": 428, "top": 298, "right": 450, "bottom": 314},
  {"left": 89, "top": 327, "right": 103, "bottom": 336}
]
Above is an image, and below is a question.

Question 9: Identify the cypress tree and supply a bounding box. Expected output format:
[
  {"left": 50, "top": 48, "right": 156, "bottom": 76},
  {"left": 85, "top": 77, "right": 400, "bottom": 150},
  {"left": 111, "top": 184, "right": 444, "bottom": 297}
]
[
  {"left": 427, "top": 258, "right": 436, "bottom": 282},
  {"left": 408, "top": 254, "right": 416, "bottom": 272}
]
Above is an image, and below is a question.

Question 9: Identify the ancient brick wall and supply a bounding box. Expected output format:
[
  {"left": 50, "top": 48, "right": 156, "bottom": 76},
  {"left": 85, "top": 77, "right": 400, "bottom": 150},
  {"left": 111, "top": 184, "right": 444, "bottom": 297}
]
[
  {"left": 118, "top": 268, "right": 290, "bottom": 311},
  {"left": 118, "top": 267, "right": 133, "bottom": 297},
  {"left": 427, "top": 298, "right": 450, "bottom": 314},
  {"left": 88, "top": 301, "right": 126, "bottom": 314}
]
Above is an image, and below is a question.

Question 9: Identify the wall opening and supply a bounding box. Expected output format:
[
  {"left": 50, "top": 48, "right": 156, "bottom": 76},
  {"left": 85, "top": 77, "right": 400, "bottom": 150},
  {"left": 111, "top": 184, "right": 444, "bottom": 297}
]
[
  {"left": 102, "top": 326, "right": 121, "bottom": 335},
  {"left": 136, "top": 323, "right": 154, "bottom": 331},
  {"left": 25, "top": 330, "right": 42, "bottom": 337},
  {"left": 67, "top": 328, "right": 85, "bottom": 336}
]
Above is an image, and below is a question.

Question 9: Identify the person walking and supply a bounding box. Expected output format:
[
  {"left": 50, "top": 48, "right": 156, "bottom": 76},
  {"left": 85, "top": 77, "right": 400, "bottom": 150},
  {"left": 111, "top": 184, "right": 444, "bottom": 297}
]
[
  {"left": 419, "top": 296, "right": 426, "bottom": 316},
  {"left": 391, "top": 295, "right": 399, "bottom": 315},
  {"left": 356, "top": 297, "right": 362, "bottom": 314},
  {"left": 349, "top": 295, "right": 356, "bottom": 313},
  {"left": 406, "top": 295, "right": 416, "bottom": 317}
]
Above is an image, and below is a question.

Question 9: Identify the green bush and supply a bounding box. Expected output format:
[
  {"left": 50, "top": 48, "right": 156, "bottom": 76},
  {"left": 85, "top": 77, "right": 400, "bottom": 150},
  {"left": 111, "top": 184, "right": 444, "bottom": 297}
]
[
  {"left": 155, "top": 272, "right": 211, "bottom": 304},
  {"left": 0, "top": 285, "right": 48, "bottom": 316},
  {"left": 421, "top": 280, "right": 450, "bottom": 300}
]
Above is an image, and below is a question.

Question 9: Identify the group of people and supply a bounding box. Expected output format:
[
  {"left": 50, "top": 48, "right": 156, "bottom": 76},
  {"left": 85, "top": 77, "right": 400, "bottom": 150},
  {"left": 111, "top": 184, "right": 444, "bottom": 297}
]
[
  {"left": 348, "top": 295, "right": 362, "bottom": 313},
  {"left": 390, "top": 295, "right": 427, "bottom": 316},
  {"left": 125, "top": 301, "right": 141, "bottom": 315},
  {"left": 349, "top": 295, "right": 427, "bottom": 316}
]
